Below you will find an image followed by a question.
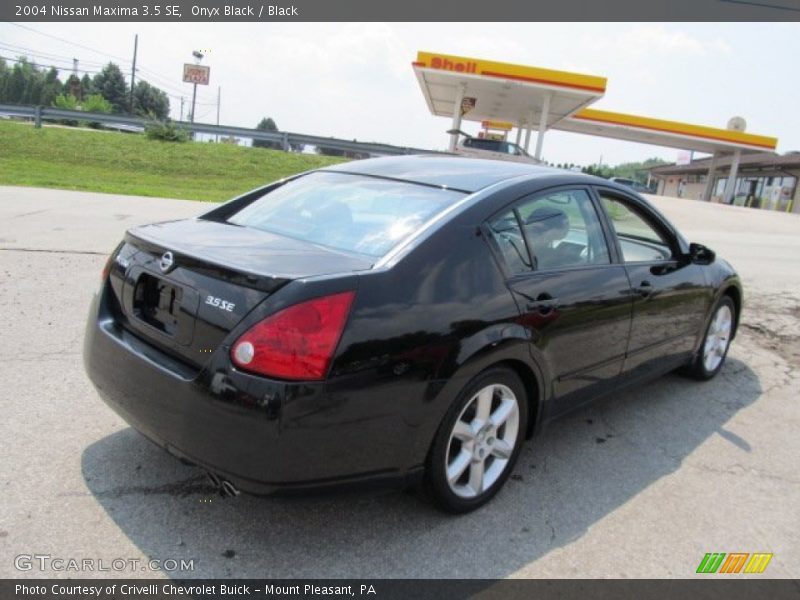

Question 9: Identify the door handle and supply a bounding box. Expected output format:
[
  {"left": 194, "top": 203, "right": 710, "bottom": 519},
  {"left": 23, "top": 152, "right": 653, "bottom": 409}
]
[
  {"left": 526, "top": 293, "right": 559, "bottom": 313},
  {"left": 634, "top": 280, "right": 653, "bottom": 297}
]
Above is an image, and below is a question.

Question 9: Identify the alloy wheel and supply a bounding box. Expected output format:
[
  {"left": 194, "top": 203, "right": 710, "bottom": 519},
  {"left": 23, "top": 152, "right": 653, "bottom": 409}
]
[
  {"left": 445, "top": 383, "right": 520, "bottom": 499},
  {"left": 703, "top": 304, "right": 733, "bottom": 372}
]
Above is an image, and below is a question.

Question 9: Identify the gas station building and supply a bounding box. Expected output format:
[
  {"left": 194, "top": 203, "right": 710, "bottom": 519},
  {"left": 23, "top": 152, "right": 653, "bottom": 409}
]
[
  {"left": 411, "top": 51, "right": 793, "bottom": 211},
  {"left": 648, "top": 152, "right": 800, "bottom": 212}
]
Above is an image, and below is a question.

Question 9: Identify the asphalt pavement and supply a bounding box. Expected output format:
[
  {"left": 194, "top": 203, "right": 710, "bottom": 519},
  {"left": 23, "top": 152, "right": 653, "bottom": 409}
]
[{"left": 0, "top": 185, "right": 798, "bottom": 578}]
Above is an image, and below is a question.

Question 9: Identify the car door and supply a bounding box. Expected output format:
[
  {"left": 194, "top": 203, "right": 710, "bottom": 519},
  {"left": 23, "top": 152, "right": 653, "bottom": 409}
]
[
  {"left": 594, "top": 188, "right": 713, "bottom": 382},
  {"left": 485, "top": 186, "right": 633, "bottom": 417}
]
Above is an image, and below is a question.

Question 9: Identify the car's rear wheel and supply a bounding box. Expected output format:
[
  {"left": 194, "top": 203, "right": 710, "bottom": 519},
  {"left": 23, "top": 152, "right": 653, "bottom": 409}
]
[
  {"left": 425, "top": 367, "right": 528, "bottom": 513},
  {"left": 685, "top": 295, "right": 735, "bottom": 380}
]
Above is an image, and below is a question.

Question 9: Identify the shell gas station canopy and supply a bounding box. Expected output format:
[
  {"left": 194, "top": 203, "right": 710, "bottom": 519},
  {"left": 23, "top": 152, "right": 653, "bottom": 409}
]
[{"left": 411, "top": 51, "right": 778, "bottom": 201}]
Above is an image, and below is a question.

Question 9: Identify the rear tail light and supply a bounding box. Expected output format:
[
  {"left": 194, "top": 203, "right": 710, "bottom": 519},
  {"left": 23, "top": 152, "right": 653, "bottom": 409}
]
[
  {"left": 101, "top": 252, "right": 115, "bottom": 281},
  {"left": 230, "top": 291, "right": 356, "bottom": 381}
]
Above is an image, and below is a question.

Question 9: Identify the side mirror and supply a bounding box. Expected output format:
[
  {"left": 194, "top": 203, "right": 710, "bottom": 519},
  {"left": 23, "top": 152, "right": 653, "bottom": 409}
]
[{"left": 689, "top": 242, "right": 715, "bottom": 265}]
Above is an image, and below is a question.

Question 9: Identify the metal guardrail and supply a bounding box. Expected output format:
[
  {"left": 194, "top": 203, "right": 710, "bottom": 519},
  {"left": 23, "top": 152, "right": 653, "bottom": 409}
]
[{"left": 0, "top": 103, "right": 442, "bottom": 157}]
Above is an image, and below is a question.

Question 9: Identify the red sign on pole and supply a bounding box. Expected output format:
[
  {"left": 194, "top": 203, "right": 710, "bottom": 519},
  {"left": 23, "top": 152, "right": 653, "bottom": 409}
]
[{"left": 183, "top": 64, "right": 210, "bottom": 85}]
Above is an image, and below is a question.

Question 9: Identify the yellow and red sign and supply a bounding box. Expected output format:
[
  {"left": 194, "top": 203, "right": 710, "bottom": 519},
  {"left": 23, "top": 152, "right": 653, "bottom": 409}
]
[
  {"left": 481, "top": 120, "right": 514, "bottom": 131},
  {"left": 414, "top": 51, "right": 607, "bottom": 94},
  {"left": 183, "top": 63, "right": 210, "bottom": 86},
  {"left": 573, "top": 108, "right": 778, "bottom": 150}
]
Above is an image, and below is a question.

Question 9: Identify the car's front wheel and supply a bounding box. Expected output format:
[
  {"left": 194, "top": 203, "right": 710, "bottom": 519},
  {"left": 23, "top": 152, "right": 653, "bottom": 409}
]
[
  {"left": 425, "top": 367, "right": 528, "bottom": 513},
  {"left": 685, "top": 295, "right": 736, "bottom": 380}
]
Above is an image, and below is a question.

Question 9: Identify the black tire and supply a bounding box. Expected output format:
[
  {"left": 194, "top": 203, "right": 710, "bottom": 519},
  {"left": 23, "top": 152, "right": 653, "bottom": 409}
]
[
  {"left": 684, "top": 295, "right": 736, "bottom": 381},
  {"left": 425, "top": 367, "right": 529, "bottom": 513}
]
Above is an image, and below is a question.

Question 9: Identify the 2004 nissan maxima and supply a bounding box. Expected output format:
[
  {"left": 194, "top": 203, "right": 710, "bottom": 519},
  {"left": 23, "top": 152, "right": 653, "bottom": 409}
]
[{"left": 84, "top": 156, "right": 741, "bottom": 513}]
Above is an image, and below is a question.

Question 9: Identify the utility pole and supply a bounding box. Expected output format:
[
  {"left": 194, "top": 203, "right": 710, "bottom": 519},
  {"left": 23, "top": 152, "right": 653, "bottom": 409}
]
[
  {"left": 179, "top": 96, "right": 184, "bottom": 121},
  {"left": 72, "top": 58, "right": 80, "bottom": 99},
  {"left": 190, "top": 82, "right": 197, "bottom": 123},
  {"left": 215, "top": 86, "right": 220, "bottom": 142},
  {"left": 129, "top": 33, "right": 138, "bottom": 115},
  {"left": 188, "top": 50, "right": 205, "bottom": 124}
]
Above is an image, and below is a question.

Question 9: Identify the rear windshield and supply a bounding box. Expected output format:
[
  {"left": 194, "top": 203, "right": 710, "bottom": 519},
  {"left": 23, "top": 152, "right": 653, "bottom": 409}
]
[
  {"left": 464, "top": 138, "right": 502, "bottom": 151},
  {"left": 228, "top": 172, "right": 466, "bottom": 258}
]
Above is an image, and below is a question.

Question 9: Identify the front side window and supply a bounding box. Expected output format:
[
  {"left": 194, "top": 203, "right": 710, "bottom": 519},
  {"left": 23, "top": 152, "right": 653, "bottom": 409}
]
[
  {"left": 228, "top": 172, "right": 465, "bottom": 258},
  {"left": 599, "top": 193, "right": 673, "bottom": 262}
]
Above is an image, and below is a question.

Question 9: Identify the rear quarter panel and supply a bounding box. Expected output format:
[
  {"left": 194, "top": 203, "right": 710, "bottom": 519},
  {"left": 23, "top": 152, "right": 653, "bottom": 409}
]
[{"left": 327, "top": 180, "right": 562, "bottom": 470}]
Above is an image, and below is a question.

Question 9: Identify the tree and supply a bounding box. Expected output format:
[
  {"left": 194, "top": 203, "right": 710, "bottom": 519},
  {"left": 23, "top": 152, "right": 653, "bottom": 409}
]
[
  {"left": 92, "top": 63, "right": 128, "bottom": 113},
  {"left": 64, "top": 74, "right": 81, "bottom": 99},
  {"left": 40, "top": 67, "right": 62, "bottom": 106},
  {"left": 132, "top": 80, "right": 170, "bottom": 119},
  {"left": 253, "top": 117, "right": 282, "bottom": 149},
  {"left": 0, "top": 57, "right": 65, "bottom": 106},
  {"left": 80, "top": 73, "right": 94, "bottom": 98},
  {"left": 5, "top": 59, "right": 31, "bottom": 104},
  {"left": 0, "top": 58, "right": 8, "bottom": 101}
]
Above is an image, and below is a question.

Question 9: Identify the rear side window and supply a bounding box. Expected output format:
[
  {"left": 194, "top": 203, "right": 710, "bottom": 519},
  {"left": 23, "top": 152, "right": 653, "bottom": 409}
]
[
  {"left": 488, "top": 188, "right": 610, "bottom": 274},
  {"left": 518, "top": 189, "right": 610, "bottom": 270},
  {"left": 487, "top": 211, "right": 532, "bottom": 275},
  {"left": 228, "top": 172, "right": 465, "bottom": 258}
]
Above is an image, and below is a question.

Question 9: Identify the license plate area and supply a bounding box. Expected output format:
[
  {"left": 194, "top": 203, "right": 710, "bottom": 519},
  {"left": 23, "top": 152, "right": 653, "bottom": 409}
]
[{"left": 131, "top": 273, "right": 197, "bottom": 345}]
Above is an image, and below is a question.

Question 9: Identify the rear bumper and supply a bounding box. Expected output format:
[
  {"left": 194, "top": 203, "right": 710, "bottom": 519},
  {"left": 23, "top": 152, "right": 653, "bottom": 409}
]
[{"left": 83, "top": 287, "right": 423, "bottom": 495}]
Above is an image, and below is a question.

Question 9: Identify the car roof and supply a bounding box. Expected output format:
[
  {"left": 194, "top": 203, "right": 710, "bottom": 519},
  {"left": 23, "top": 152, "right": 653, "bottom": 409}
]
[{"left": 322, "top": 155, "right": 572, "bottom": 193}]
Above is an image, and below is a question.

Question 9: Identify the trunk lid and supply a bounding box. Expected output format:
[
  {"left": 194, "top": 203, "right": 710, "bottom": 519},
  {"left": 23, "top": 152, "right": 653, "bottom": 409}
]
[{"left": 106, "top": 218, "right": 373, "bottom": 368}]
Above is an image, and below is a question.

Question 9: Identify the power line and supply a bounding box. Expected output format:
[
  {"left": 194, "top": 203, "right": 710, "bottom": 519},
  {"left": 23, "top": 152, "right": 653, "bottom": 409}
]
[
  {"left": 0, "top": 54, "right": 102, "bottom": 75},
  {"left": 0, "top": 42, "right": 109, "bottom": 66},
  {"left": 194, "top": 106, "right": 217, "bottom": 120},
  {"left": 2, "top": 23, "right": 219, "bottom": 104},
  {"left": 1, "top": 53, "right": 218, "bottom": 104},
  {"left": 5, "top": 22, "right": 130, "bottom": 62}
]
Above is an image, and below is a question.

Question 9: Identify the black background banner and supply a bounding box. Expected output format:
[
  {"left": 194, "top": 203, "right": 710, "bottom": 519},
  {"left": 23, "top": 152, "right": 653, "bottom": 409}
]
[
  {"left": 3, "top": 579, "right": 800, "bottom": 600},
  {"left": 3, "top": 0, "right": 800, "bottom": 22}
]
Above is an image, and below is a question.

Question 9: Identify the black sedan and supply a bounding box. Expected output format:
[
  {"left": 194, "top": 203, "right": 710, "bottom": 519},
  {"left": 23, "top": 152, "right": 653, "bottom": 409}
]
[{"left": 84, "top": 156, "right": 741, "bottom": 513}]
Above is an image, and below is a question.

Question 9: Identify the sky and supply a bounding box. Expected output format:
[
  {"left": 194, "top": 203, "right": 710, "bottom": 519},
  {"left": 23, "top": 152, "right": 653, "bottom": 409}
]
[{"left": 2, "top": 22, "right": 799, "bottom": 166}]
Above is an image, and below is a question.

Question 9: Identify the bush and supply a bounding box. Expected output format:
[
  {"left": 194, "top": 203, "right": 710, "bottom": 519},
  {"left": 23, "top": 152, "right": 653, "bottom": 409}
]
[
  {"left": 145, "top": 119, "right": 189, "bottom": 142},
  {"left": 51, "top": 93, "right": 112, "bottom": 128},
  {"left": 80, "top": 94, "right": 112, "bottom": 128},
  {"left": 52, "top": 93, "right": 79, "bottom": 126}
]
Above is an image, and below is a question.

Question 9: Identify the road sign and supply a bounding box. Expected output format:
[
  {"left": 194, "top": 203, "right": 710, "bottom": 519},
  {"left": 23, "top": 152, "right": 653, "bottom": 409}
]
[{"left": 183, "top": 64, "right": 210, "bottom": 85}]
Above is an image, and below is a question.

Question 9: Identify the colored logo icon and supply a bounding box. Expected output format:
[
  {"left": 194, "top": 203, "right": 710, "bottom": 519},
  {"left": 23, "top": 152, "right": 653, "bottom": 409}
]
[{"left": 696, "top": 552, "right": 773, "bottom": 574}]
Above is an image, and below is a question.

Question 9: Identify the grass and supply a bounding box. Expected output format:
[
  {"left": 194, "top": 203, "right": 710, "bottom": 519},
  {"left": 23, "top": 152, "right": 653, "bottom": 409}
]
[{"left": 0, "top": 120, "right": 346, "bottom": 202}]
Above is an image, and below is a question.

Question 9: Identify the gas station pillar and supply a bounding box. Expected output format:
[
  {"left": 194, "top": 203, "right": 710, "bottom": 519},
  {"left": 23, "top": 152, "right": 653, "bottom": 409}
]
[
  {"left": 449, "top": 84, "right": 466, "bottom": 152},
  {"left": 701, "top": 153, "right": 718, "bottom": 202},
  {"left": 722, "top": 149, "right": 741, "bottom": 204},
  {"left": 533, "top": 93, "right": 551, "bottom": 161}
]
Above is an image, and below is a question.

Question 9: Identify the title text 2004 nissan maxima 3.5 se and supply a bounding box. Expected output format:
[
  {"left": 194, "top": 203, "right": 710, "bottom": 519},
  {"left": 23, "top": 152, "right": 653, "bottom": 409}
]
[{"left": 84, "top": 156, "right": 742, "bottom": 513}]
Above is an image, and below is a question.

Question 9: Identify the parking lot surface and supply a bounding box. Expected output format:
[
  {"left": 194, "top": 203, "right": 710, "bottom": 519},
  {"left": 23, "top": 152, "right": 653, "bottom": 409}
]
[{"left": 0, "top": 185, "right": 798, "bottom": 578}]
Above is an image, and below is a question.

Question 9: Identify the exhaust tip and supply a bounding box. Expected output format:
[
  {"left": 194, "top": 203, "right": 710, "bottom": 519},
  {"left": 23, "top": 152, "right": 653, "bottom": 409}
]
[
  {"left": 221, "top": 479, "right": 240, "bottom": 498},
  {"left": 205, "top": 470, "right": 240, "bottom": 498},
  {"left": 206, "top": 470, "right": 222, "bottom": 488}
]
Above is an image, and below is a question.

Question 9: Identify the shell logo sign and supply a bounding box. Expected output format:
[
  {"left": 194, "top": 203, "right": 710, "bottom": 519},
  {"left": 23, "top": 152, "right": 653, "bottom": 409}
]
[
  {"left": 414, "top": 51, "right": 607, "bottom": 93},
  {"left": 428, "top": 55, "right": 479, "bottom": 74}
]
